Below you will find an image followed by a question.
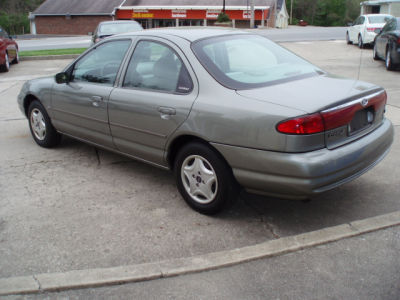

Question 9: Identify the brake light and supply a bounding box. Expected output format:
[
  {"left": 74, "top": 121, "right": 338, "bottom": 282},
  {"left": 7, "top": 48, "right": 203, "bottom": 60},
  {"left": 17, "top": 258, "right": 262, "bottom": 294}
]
[
  {"left": 277, "top": 91, "right": 387, "bottom": 135},
  {"left": 277, "top": 113, "right": 324, "bottom": 134},
  {"left": 367, "top": 27, "right": 377, "bottom": 32}
]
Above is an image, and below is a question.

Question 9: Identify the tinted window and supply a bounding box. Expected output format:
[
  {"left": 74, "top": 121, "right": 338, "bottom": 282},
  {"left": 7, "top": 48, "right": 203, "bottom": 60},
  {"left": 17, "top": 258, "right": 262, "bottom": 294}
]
[
  {"left": 192, "top": 35, "right": 321, "bottom": 90},
  {"left": 123, "top": 41, "right": 193, "bottom": 93},
  {"left": 72, "top": 40, "right": 131, "bottom": 86},
  {"left": 368, "top": 15, "right": 392, "bottom": 24},
  {"left": 99, "top": 22, "right": 142, "bottom": 35}
]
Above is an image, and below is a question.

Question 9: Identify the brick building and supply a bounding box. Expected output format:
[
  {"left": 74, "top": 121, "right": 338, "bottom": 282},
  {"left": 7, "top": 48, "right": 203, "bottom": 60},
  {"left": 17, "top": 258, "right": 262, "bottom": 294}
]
[{"left": 31, "top": 0, "right": 282, "bottom": 35}]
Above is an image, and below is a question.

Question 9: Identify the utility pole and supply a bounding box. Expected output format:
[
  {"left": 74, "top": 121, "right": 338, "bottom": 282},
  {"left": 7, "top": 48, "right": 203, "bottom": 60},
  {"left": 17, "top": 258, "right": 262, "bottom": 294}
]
[
  {"left": 223, "top": 0, "right": 226, "bottom": 13},
  {"left": 250, "top": 0, "right": 255, "bottom": 28},
  {"left": 290, "top": 0, "right": 293, "bottom": 25}
]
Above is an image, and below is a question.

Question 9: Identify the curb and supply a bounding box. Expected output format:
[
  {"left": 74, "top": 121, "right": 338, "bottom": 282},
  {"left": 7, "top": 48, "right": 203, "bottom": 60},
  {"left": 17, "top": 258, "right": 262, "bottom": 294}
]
[
  {"left": 1, "top": 211, "right": 399, "bottom": 296},
  {"left": 20, "top": 54, "right": 80, "bottom": 61}
]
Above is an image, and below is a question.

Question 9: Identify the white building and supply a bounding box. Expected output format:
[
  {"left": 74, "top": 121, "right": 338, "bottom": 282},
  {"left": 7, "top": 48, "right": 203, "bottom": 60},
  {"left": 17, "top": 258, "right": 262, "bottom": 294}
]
[{"left": 360, "top": 0, "right": 400, "bottom": 16}]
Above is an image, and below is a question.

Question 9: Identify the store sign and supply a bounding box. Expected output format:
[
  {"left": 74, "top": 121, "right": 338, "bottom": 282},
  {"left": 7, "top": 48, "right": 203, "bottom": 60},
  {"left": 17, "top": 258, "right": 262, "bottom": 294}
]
[
  {"left": 206, "top": 10, "right": 221, "bottom": 19},
  {"left": 172, "top": 10, "right": 187, "bottom": 18},
  {"left": 132, "top": 10, "right": 154, "bottom": 18},
  {"left": 243, "top": 11, "right": 251, "bottom": 19}
]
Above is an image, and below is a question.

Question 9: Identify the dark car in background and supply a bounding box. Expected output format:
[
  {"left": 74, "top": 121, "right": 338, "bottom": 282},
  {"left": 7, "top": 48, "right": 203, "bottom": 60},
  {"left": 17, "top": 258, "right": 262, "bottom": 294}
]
[
  {"left": 91, "top": 20, "right": 143, "bottom": 45},
  {"left": 373, "top": 17, "right": 400, "bottom": 70},
  {"left": 0, "top": 26, "right": 19, "bottom": 72}
]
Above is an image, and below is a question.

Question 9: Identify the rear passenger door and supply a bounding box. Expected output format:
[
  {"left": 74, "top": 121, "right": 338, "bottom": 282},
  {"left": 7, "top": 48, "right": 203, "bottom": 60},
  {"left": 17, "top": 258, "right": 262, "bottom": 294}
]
[{"left": 108, "top": 38, "right": 198, "bottom": 166}]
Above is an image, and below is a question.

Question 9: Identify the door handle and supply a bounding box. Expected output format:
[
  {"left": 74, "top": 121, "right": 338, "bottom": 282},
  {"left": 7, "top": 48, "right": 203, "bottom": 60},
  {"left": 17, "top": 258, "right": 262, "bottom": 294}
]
[
  {"left": 158, "top": 107, "right": 176, "bottom": 116},
  {"left": 91, "top": 96, "right": 103, "bottom": 107},
  {"left": 91, "top": 96, "right": 103, "bottom": 102}
]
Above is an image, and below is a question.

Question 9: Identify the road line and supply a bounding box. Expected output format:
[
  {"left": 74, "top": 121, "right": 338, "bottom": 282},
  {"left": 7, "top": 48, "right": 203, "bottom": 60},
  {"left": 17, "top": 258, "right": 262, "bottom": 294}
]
[{"left": 1, "top": 211, "right": 399, "bottom": 296}]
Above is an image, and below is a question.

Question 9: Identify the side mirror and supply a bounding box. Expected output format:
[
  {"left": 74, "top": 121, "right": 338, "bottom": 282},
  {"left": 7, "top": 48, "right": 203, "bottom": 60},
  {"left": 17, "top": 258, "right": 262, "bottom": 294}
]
[
  {"left": 55, "top": 72, "right": 69, "bottom": 84},
  {"left": 374, "top": 28, "right": 382, "bottom": 34}
]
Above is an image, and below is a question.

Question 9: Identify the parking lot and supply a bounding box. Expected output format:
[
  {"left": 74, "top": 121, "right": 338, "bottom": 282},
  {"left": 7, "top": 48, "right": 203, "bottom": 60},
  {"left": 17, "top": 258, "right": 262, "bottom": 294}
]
[{"left": 0, "top": 39, "right": 399, "bottom": 283}]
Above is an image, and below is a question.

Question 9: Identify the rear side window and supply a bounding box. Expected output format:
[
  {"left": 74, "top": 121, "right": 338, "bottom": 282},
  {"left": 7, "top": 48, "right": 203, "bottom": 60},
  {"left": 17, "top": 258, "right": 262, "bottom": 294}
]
[
  {"left": 123, "top": 40, "right": 193, "bottom": 93},
  {"left": 368, "top": 15, "right": 392, "bottom": 24}
]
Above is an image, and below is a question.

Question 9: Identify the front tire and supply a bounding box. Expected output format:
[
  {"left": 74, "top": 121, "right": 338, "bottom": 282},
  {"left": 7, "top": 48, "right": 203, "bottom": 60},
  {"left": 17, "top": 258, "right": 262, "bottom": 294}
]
[
  {"left": 346, "top": 32, "right": 352, "bottom": 44},
  {"left": 373, "top": 43, "right": 379, "bottom": 60},
  {"left": 385, "top": 47, "right": 395, "bottom": 71},
  {"left": 0, "top": 53, "right": 10, "bottom": 72},
  {"left": 174, "top": 142, "right": 237, "bottom": 215},
  {"left": 12, "top": 50, "right": 19, "bottom": 64},
  {"left": 28, "top": 100, "right": 61, "bottom": 148}
]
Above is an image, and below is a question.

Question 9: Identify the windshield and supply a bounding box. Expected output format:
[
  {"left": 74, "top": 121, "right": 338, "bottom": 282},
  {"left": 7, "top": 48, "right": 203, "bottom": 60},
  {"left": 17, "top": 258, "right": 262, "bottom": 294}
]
[
  {"left": 99, "top": 22, "right": 142, "bottom": 35},
  {"left": 368, "top": 15, "right": 392, "bottom": 24},
  {"left": 192, "top": 34, "right": 322, "bottom": 90}
]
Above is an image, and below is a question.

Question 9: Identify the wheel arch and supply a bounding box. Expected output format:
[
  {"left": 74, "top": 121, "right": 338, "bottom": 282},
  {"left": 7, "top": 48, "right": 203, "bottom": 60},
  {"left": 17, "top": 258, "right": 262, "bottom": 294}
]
[
  {"left": 166, "top": 134, "right": 232, "bottom": 174},
  {"left": 23, "top": 94, "right": 41, "bottom": 117}
]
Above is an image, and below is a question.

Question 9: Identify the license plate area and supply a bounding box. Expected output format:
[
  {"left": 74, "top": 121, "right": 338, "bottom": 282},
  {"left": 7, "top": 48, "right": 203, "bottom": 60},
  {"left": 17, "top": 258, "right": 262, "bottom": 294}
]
[{"left": 348, "top": 108, "right": 374, "bottom": 136}]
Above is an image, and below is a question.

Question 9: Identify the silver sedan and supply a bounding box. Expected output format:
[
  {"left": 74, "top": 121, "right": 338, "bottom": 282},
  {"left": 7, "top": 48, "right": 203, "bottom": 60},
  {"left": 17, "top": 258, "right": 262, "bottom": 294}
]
[{"left": 18, "top": 28, "right": 394, "bottom": 214}]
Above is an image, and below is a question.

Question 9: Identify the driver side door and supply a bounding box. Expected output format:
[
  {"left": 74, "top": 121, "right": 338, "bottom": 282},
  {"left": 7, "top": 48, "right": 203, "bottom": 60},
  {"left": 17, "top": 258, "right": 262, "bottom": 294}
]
[{"left": 51, "top": 39, "right": 131, "bottom": 148}]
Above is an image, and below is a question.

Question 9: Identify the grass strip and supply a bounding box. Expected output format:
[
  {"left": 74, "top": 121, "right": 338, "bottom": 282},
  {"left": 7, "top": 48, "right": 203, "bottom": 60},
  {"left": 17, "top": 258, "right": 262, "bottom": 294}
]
[{"left": 19, "top": 48, "right": 87, "bottom": 57}]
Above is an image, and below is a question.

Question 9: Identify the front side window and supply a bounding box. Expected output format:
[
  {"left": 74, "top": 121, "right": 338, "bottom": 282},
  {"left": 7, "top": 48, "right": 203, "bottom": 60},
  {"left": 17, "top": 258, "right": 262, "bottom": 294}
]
[
  {"left": 192, "top": 35, "right": 321, "bottom": 90},
  {"left": 123, "top": 40, "right": 193, "bottom": 93},
  {"left": 72, "top": 40, "right": 131, "bottom": 86}
]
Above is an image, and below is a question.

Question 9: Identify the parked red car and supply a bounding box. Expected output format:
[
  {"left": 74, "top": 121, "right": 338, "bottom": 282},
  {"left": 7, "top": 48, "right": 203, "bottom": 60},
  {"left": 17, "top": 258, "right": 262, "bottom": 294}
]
[{"left": 0, "top": 26, "right": 19, "bottom": 72}]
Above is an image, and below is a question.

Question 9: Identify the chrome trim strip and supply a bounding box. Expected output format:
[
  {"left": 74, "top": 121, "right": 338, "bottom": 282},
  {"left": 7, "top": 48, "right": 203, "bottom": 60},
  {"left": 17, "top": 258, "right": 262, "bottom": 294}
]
[
  {"left": 58, "top": 131, "right": 170, "bottom": 170},
  {"left": 110, "top": 121, "right": 167, "bottom": 138},
  {"left": 51, "top": 108, "right": 108, "bottom": 124},
  {"left": 321, "top": 90, "right": 385, "bottom": 113}
]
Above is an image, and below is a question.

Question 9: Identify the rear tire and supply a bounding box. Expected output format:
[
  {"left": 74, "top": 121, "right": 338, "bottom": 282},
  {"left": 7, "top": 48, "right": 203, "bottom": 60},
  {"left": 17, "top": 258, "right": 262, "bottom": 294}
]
[
  {"left": 28, "top": 100, "right": 61, "bottom": 148},
  {"left": 358, "top": 35, "right": 364, "bottom": 49},
  {"left": 174, "top": 142, "right": 237, "bottom": 215},
  {"left": 0, "top": 53, "right": 10, "bottom": 72}
]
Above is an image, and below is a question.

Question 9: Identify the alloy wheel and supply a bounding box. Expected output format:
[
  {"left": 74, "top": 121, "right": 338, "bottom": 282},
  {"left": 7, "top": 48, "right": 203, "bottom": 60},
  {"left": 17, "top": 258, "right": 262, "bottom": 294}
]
[
  {"left": 30, "top": 108, "right": 47, "bottom": 141},
  {"left": 180, "top": 155, "right": 218, "bottom": 204}
]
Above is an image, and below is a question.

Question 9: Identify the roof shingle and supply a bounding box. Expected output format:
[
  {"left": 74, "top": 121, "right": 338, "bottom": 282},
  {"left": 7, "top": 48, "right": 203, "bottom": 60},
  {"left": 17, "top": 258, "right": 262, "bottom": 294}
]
[{"left": 34, "top": 0, "right": 125, "bottom": 15}]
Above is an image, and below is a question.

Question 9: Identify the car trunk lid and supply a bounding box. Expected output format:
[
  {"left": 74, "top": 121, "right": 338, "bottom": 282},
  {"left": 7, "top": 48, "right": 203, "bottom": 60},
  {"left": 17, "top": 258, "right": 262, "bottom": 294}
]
[{"left": 237, "top": 74, "right": 387, "bottom": 149}]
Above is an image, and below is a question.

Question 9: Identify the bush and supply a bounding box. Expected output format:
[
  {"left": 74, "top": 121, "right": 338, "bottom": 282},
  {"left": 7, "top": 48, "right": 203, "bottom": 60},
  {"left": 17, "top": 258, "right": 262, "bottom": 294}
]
[{"left": 217, "top": 12, "right": 230, "bottom": 23}]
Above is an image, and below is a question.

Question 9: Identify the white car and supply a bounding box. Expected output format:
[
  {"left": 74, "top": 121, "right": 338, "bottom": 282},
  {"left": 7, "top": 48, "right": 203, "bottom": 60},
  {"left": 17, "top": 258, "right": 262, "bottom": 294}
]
[{"left": 346, "top": 14, "right": 393, "bottom": 48}]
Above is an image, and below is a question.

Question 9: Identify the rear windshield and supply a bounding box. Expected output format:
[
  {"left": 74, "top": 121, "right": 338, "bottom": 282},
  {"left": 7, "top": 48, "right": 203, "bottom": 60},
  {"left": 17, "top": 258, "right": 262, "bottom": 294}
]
[
  {"left": 192, "top": 34, "right": 322, "bottom": 90},
  {"left": 368, "top": 15, "right": 392, "bottom": 24},
  {"left": 99, "top": 23, "right": 142, "bottom": 35}
]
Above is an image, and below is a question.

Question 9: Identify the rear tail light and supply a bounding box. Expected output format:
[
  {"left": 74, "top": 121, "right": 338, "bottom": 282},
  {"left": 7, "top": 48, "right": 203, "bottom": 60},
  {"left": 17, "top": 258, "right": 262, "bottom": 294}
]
[
  {"left": 367, "top": 27, "right": 377, "bottom": 32},
  {"left": 277, "top": 91, "right": 387, "bottom": 135},
  {"left": 277, "top": 113, "right": 324, "bottom": 134}
]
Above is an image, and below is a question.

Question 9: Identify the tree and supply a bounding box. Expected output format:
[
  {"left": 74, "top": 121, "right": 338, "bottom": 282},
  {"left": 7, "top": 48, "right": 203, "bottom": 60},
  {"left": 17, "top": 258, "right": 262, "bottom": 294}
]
[
  {"left": 0, "top": 0, "right": 45, "bottom": 34},
  {"left": 287, "top": 0, "right": 364, "bottom": 26}
]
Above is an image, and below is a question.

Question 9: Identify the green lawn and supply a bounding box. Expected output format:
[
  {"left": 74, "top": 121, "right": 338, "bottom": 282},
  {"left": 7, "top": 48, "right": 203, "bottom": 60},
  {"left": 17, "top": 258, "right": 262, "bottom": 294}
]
[{"left": 19, "top": 48, "right": 87, "bottom": 57}]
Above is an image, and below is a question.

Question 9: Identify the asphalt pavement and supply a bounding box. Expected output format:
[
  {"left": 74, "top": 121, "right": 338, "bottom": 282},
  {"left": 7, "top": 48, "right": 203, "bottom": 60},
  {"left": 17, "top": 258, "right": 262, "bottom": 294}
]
[{"left": 0, "top": 37, "right": 399, "bottom": 299}]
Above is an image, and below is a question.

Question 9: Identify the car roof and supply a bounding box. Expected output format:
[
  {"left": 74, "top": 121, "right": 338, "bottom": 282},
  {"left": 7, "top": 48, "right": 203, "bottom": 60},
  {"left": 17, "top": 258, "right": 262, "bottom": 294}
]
[{"left": 117, "top": 27, "right": 249, "bottom": 42}]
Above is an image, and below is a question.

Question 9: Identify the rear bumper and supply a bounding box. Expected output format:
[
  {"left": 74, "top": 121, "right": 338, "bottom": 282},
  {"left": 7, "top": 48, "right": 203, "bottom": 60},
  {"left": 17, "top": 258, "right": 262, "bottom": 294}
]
[
  {"left": 212, "top": 119, "right": 394, "bottom": 199},
  {"left": 363, "top": 31, "right": 376, "bottom": 44}
]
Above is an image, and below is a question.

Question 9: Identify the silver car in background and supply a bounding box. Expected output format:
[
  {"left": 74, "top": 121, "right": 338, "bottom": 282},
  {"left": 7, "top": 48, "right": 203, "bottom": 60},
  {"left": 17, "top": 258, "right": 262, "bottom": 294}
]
[{"left": 18, "top": 29, "right": 393, "bottom": 214}]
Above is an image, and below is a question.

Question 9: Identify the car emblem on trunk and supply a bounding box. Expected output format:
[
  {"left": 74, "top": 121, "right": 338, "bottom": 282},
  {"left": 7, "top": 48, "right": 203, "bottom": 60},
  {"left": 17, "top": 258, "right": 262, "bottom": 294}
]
[{"left": 361, "top": 98, "right": 369, "bottom": 107}]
